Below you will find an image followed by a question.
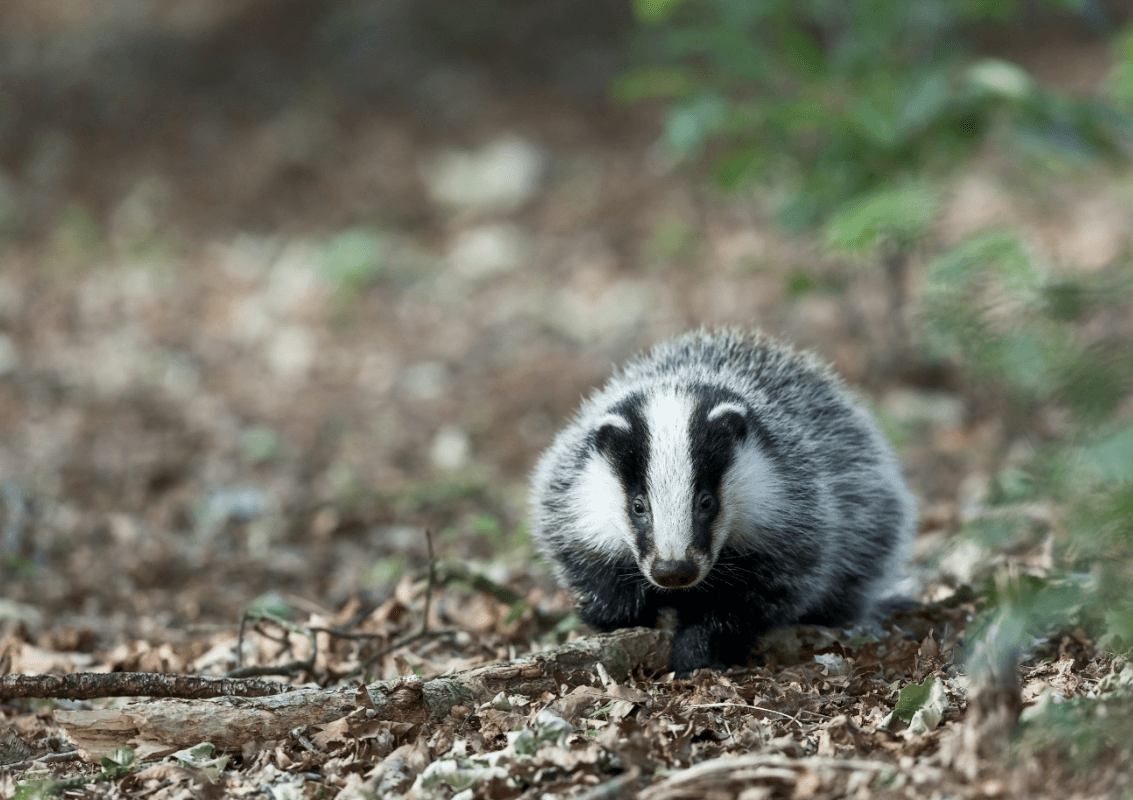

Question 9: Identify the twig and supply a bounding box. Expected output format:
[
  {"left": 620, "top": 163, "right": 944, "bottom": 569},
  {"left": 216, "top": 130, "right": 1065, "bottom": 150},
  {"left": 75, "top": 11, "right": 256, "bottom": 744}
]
[
  {"left": 352, "top": 530, "right": 442, "bottom": 681},
  {"left": 227, "top": 612, "right": 317, "bottom": 680},
  {"left": 638, "top": 753, "right": 905, "bottom": 800},
  {"left": 2, "top": 750, "right": 83, "bottom": 771},
  {"left": 290, "top": 728, "right": 319, "bottom": 754},
  {"left": 685, "top": 703, "right": 804, "bottom": 727},
  {"left": 421, "top": 528, "right": 436, "bottom": 637},
  {"left": 307, "top": 628, "right": 389, "bottom": 640},
  {"left": 436, "top": 562, "right": 525, "bottom": 606}
]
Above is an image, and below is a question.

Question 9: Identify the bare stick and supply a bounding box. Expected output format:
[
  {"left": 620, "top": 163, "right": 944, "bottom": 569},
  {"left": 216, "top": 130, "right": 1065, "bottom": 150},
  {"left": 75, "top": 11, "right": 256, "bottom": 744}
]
[
  {"left": 227, "top": 613, "right": 317, "bottom": 680},
  {"left": 2, "top": 750, "right": 84, "bottom": 771},
  {"left": 421, "top": 528, "right": 436, "bottom": 637},
  {"left": 352, "top": 529, "right": 442, "bottom": 681}
]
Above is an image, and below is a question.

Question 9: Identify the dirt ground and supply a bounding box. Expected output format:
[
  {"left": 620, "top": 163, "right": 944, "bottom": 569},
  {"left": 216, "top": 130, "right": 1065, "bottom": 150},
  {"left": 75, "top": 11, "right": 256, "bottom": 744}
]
[{"left": 1, "top": 3, "right": 1132, "bottom": 798}]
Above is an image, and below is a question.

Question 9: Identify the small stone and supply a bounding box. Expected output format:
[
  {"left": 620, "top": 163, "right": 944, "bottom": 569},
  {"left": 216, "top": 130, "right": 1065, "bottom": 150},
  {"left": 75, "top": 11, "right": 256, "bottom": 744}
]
[
  {"left": 266, "top": 325, "right": 317, "bottom": 380},
  {"left": 1053, "top": 195, "right": 1130, "bottom": 271},
  {"left": 423, "top": 134, "right": 547, "bottom": 213},
  {"left": 548, "top": 279, "right": 652, "bottom": 345},
  {"left": 203, "top": 487, "right": 268, "bottom": 531},
  {"left": 401, "top": 361, "right": 449, "bottom": 401},
  {"left": 447, "top": 223, "right": 530, "bottom": 281},
  {"left": 268, "top": 243, "right": 325, "bottom": 316},
  {"left": 883, "top": 389, "right": 966, "bottom": 429},
  {"left": 430, "top": 426, "right": 471, "bottom": 472},
  {"left": 939, "top": 175, "right": 1015, "bottom": 244}
]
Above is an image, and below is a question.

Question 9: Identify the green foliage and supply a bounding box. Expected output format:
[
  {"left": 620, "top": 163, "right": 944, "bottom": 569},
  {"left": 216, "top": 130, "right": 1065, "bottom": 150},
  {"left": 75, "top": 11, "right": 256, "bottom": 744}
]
[
  {"left": 246, "top": 590, "right": 292, "bottom": 620},
  {"left": 884, "top": 676, "right": 947, "bottom": 733},
  {"left": 644, "top": 215, "right": 702, "bottom": 267},
  {"left": 1018, "top": 674, "right": 1133, "bottom": 769},
  {"left": 363, "top": 555, "right": 407, "bottom": 587},
  {"left": 101, "top": 747, "right": 135, "bottom": 769},
  {"left": 931, "top": 236, "right": 1133, "bottom": 660},
  {"left": 170, "top": 742, "right": 229, "bottom": 778},
  {"left": 319, "top": 227, "right": 388, "bottom": 300},
  {"left": 890, "top": 677, "right": 936, "bottom": 723},
  {"left": 619, "top": 0, "right": 1128, "bottom": 228},
  {"left": 621, "top": 0, "right": 1133, "bottom": 768},
  {"left": 825, "top": 183, "right": 939, "bottom": 254},
  {"left": 45, "top": 203, "right": 106, "bottom": 273},
  {"left": 241, "top": 426, "right": 284, "bottom": 465}
]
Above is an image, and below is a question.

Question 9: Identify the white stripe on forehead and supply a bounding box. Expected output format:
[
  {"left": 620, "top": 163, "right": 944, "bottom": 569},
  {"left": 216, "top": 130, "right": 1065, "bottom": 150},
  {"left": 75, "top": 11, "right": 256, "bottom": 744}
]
[{"left": 644, "top": 389, "right": 695, "bottom": 560}]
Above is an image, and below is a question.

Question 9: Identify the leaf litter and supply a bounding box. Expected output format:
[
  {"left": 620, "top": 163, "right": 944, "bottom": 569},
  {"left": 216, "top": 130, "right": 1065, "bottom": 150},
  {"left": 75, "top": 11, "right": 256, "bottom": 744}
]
[{"left": 1, "top": 8, "right": 1132, "bottom": 798}]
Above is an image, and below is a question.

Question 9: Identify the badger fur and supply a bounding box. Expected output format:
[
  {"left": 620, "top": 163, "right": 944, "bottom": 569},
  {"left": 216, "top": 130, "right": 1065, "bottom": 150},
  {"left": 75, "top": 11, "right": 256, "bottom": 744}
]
[{"left": 529, "top": 329, "right": 916, "bottom": 677}]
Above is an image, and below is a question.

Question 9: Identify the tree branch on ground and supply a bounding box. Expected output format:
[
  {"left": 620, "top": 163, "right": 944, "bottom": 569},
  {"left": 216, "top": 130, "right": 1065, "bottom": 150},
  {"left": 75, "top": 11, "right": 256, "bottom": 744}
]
[
  {"left": 52, "top": 627, "right": 673, "bottom": 761},
  {"left": 0, "top": 673, "right": 294, "bottom": 700}
]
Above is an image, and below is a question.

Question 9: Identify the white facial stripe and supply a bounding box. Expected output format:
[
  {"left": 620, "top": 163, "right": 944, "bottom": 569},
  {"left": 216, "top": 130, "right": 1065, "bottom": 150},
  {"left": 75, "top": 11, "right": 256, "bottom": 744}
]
[
  {"left": 707, "top": 402, "right": 746, "bottom": 422},
  {"left": 644, "top": 390, "right": 695, "bottom": 561},
  {"left": 716, "top": 437, "right": 783, "bottom": 551},
  {"left": 571, "top": 452, "right": 632, "bottom": 558},
  {"left": 594, "top": 413, "right": 631, "bottom": 431}
]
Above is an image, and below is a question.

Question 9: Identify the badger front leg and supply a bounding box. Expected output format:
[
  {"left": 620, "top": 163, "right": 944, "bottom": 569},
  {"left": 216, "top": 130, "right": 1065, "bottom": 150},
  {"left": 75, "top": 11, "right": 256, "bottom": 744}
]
[
  {"left": 669, "top": 604, "right": 768, "bottom": 677},
  {"left": 576, "top": 571, "right": 659, "bottom": 633}
]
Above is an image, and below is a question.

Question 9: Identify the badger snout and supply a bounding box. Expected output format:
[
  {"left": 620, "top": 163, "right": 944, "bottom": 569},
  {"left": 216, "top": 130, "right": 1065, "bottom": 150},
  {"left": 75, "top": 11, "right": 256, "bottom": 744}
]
[{"left": 650, "top": 558, "right": 699, "bottom": 589}]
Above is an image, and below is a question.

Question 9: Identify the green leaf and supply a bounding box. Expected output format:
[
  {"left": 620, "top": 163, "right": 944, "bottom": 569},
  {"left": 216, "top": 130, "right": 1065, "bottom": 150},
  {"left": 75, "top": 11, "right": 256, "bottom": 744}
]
[
  {"left": 891, "top": 677, "right": 936, "bottom": 723},
  {"left": 825, "top": 183, "right": 939, "bottom": 252},
  {"left": 246, "top": 591, "right": 291, "bottom": 620},
  {"left": 101, "top": 746, "right": 135, "bottom": 769},
  {"left": 320, "top": 228, "right": 387, "bottom": 295},
  {"left": 711, "top": 146, "right": 767, "bottom": 190},
  {"left": 898, "top": 69, "right": 953, "bottom": 137},
  {"left": 851, "top": 99, "right": 899, "bottom": 147},
  {"left": 633, "top": 0, "right": 690, "bottom": 24},
  {"left": 779, "top": 26, "right": 825, "bottom": 78},
  {"left": 611, "top": 66, "right": 699, "bottom": 103},
  {"left": 663, "top": 91, "right": 729, "bottom": 157},
  {"left": 927, "top": 229, "right": 1035, "bottom": 289},
  {"left": 1082, "top": 424, "right": 1133, "bottom": 484},
  {"left": 170, "top": 742, "right": 229, "bottom": 778},
  {"left": 966, "top": 58, "right": 1034, "bottom": 101}
]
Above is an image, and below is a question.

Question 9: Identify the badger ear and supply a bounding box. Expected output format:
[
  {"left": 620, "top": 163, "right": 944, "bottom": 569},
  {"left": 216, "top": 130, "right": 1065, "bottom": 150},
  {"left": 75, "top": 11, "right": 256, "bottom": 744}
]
[
  {"left": 706, "top": 402, "right": 747, "bottom": 440},
  {"left": 593, "top": 414, "right": 631, "bottom": 453}
]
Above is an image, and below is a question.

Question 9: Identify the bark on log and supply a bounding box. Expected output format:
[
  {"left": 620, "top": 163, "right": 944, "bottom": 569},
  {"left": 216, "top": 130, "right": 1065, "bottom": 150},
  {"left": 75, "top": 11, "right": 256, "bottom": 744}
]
[
  {"left": 0, "top": 672, "right": 292, "bottom": 700},
  {"left": 54, "top": 627, "right": 672, "bottom": 761}
]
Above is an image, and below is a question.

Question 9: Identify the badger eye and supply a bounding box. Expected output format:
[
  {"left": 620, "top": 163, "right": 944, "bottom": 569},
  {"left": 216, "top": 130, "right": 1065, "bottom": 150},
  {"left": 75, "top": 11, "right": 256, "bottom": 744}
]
[
  {"left": 695, "top": 491, "right": 717, "bottom": 515},
  {"left": 631, "top": 496, "right": 648, "bottom": 517}
]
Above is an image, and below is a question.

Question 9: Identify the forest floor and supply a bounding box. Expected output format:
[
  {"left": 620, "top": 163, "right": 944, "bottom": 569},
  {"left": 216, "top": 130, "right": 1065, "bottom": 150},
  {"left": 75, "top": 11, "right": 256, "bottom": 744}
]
[{"left": 1, "top": 3, "right": 1131, "bottom": 797}]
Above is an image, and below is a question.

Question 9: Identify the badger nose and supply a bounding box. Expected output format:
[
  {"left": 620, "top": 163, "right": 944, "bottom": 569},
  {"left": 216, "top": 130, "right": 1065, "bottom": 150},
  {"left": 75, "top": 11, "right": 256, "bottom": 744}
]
[{"left": 651, "top": 559, "right": 699, "bottom": 588}]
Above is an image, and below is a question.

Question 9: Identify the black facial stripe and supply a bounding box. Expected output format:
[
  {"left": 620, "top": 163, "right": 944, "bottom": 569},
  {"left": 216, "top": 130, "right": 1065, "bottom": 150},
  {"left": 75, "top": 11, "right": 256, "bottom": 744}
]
[
  {"left": 592, "top": 394, "right": 652, "bottom": 556},
  {"left": 688, "top": 386, "right": 753, "bottom": 554}
]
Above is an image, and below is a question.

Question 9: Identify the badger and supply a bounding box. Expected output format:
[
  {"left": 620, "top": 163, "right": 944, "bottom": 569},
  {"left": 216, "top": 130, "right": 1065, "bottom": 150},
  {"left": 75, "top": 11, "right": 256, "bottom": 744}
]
[{"left": 529, "top": 329, "right": 916, "bottom": 676}]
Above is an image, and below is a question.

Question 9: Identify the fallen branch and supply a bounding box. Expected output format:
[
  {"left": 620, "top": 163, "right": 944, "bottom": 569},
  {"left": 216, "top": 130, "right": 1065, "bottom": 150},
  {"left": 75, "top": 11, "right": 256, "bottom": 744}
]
[
  {"left": 54, "top": 627, "right": 672, "bottom": 761},
  {"left": 0, "top": 673, "right": 293, "bottom": 701}
]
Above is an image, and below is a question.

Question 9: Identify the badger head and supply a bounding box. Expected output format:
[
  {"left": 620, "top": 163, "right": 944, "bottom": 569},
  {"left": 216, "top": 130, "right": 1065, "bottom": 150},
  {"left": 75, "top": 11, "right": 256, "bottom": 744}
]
[{"left": 572, "top": 386, "right": 783, "bottom": 590}]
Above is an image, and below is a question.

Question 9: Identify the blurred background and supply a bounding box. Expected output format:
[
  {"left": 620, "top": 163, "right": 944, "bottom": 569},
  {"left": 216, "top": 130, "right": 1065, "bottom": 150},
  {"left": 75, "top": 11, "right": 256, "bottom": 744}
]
[{"left": 0, "top": 0, "right": 1131, "bottom": 707}]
